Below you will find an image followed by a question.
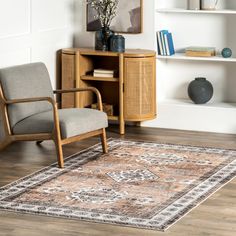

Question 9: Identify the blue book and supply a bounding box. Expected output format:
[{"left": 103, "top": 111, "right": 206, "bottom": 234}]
[
  {"left": 160, "top": 30, "right": 169, "bottom": 56},
  {"left": 164, "top": 32, "right": 175, "bottom": 56}
]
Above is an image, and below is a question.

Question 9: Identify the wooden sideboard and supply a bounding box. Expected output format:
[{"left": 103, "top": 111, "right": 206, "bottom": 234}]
[{"left": 61, "top": 48, "right": 156, "bottom": 134}]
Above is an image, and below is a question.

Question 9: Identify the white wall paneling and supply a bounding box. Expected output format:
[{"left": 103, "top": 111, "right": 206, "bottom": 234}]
[
  {"left": 0, "top": 0, "right": 31, "bottom": 39},
  {"left": 0, "top": 0, "right": 75, "bottom": 140}
]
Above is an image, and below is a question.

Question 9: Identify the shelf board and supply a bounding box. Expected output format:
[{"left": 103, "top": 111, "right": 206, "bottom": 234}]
[
  {"left": 156, "top": 53, "right": 236, "bottom": 62},
  {"left": 159, "top": 99, "right": 236, "bottom": 109},
  {"left": 156, "top": 8, "right": 236, "bottom": 14},
  {"left": 108, "top": 115, "right": 119, "bottom": 121},
  {"left": 81, "top": 75, "right": 119, "bottom": 82}
]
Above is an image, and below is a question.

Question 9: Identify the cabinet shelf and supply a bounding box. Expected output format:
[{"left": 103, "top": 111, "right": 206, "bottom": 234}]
[
  {"left": 156, "top": 53, "right": 236, "bottom": 62},
  {"left": 156, "top": 8, "right": 236, "bottom": 15},
  {"left": 81, "top": 75, "right": 119, "bottom": 82}
]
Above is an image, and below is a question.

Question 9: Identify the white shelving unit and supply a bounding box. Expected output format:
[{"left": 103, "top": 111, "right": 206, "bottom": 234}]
[{"left": 142, "top": 0, "right": 236, "bottom": 134}]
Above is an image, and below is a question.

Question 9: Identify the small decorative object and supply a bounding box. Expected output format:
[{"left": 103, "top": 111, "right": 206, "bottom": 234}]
[
  {"left": 188, "top": 0, "right": 201, "bottom": 10},
  {"left": 221, "top": 48, "right": 232, "bottom": 58},
  {"left": 201, "top": 0, "right": 218, "bottom": 10},
  {"left": 110, "top": 35, "right": 125, "bottom": 52},
  {"left": 91, "top": 103, "right": 114, "bottom": 116},
  {"left": 87, "top": 0, "right": 118, "bottom": 51},
  {"left": 188, "top": 77, "right": 213, "bottom": 104}
]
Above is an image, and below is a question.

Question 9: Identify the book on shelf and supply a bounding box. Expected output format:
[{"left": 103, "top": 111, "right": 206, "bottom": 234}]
[
  {"left": 185, "top": 46, "right": 216, "bottom": 57},
  {"left": 156, "top": 31, "right": 163, "bottom": 55},
  {"left": 156, "top": 30, "right": 175, "bottom": 56},
  {"left": 164, "top": 33, "right": 175, "bottom": 56},
  {"left": 93, "top": 72, "right": 114, "bottom": 77},
  {"left": 161, "top": 30, "right": 169, "bottom": 55},
  {"left": 94, "top": 69, "right": 114, "bottom": 74},
  {"left": 93, "top": 68, "right": 114, "bottom": 78}
]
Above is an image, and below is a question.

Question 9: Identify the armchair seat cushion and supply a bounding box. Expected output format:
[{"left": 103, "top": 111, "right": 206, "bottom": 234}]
[{"left": 12, "top": 108, "right": 108, "bottom": 139}]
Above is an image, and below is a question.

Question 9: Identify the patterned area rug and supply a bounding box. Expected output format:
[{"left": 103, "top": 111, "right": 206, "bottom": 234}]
[{"left": 0, "top": 139, "right": 236, "bottom": 231}]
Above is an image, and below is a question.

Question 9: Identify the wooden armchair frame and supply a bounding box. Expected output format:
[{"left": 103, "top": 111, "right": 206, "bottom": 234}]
[{"left": 0, "top": 86, "right": 108, "bottom": 168}]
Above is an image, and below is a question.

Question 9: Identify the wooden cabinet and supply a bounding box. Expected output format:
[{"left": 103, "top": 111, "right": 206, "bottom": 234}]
[{"left": 61, "top": 48, "right": 156, "bottom": 134}]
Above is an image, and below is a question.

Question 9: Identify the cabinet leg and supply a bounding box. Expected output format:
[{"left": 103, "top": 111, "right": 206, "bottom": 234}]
[{"left": 119, "top": 121, "right": 125, "bottom": 135}]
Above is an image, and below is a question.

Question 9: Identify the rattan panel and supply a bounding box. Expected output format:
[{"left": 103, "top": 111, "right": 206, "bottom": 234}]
[
  {"left": 61, "top": 53, "right": 75, "bottom": 108},
  {"left": 124, "top": 57, "right": 155, "bottom": 121}
]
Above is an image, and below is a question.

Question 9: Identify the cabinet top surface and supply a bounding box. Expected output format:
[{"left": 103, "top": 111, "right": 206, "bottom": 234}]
[{"left": 62, "top": 48, "right": 156, "bottom": 57}]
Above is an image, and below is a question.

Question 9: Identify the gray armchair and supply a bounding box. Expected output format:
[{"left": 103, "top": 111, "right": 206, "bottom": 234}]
[{"left": 0, "top": 62, "right": 108, "bottom": 168}]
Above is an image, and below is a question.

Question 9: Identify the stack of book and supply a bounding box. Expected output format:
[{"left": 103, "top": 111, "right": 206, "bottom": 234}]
[
  {"left": 185, "top": 46, "right": 216, "bottom": 57},
  {"left": 93, "top": 69, "right": 114, "bottom": 78},
  {"left": 157, "top": 30, "right": 175, "bottom": 56}
]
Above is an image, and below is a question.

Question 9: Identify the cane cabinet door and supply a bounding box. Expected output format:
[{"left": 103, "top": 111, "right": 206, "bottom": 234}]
[{"left": 124, "top": 56, "right": 156, "bottom": 121}]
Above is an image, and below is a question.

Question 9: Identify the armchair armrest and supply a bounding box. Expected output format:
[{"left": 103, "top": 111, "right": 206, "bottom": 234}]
[{"left": 53, "top": 87, "right": 103, "bottom": 111}]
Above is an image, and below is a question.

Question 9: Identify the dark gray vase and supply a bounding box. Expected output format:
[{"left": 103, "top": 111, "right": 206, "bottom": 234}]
[
  {"left": 110, "top": 35, "right": 125, "bottom": 52},
  {"left": 95, "top": 27, "right": 114, "bottom": 51},
  {"left": 188, "top": 77, "right": 213, "bottom": 104}
]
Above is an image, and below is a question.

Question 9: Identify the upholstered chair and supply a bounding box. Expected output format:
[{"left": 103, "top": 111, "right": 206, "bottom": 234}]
[{"left": 0, "top": 62, "right": 108, "bottom": 168}]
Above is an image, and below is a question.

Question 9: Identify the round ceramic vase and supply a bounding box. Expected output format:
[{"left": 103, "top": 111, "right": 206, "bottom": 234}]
[{"left": 188, "top": 77, "right": 213, "bottom": 104}]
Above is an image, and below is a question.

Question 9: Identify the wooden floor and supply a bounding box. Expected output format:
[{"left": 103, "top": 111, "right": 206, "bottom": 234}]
[{"left": 0, "top": 126, "right": 235, "bottom": 236}]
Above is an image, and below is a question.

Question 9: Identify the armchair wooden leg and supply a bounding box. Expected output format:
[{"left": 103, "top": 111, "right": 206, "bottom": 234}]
[
  {"left": 100, "top": 128, "right": 108, "bottom": 154},
  {"left": 54, "top": 139, "right": 64, "bottom": 168}
]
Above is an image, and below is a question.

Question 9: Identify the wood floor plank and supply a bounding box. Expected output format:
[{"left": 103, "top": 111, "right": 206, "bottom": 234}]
[{"left": 0, "top": 125, "right": 235, "bottom": 236}]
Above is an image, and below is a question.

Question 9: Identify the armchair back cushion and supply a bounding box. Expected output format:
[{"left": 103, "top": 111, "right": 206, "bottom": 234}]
[{"left": 0, "top": 63, "right": 54, "bottom": 128}]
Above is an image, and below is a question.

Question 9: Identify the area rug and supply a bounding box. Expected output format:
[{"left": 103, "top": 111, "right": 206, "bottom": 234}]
[{"left": 0, "top": 139, "right": 236, "bottom": 231}]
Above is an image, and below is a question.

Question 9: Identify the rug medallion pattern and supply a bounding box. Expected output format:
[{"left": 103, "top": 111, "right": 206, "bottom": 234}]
[{"left": 0, "top": 139, "right": 236, "bottom": 231}]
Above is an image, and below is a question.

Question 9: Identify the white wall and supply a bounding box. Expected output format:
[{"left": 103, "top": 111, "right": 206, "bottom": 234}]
[{"left": 0, "top": 0, "right": 75, "bottom": 140}]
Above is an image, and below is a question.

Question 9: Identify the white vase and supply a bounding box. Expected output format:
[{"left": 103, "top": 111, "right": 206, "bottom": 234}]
[
  {"left": 188, "top": 0, "right": 200, "bottom": 10},
  {"left": 201, "top": 0, "right": 218, "bottom": 10}
]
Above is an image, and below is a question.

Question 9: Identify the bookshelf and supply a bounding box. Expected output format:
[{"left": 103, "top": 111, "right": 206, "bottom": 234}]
[{"left": 142, "top": 0, "right": 236, "bottom": 134}]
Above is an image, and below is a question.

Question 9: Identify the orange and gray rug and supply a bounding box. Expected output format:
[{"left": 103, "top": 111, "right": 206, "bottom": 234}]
[{"left": 0, "top": 139, "right": 236, "bottom": 231}]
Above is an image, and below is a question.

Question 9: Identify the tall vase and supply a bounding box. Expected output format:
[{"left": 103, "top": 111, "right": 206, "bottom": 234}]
[
  {"left": 95, "top": 27, "right": 114, "bottom": 51},
  {"left": 188, "top": 0, "right": 200, "bottom": 10}
]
